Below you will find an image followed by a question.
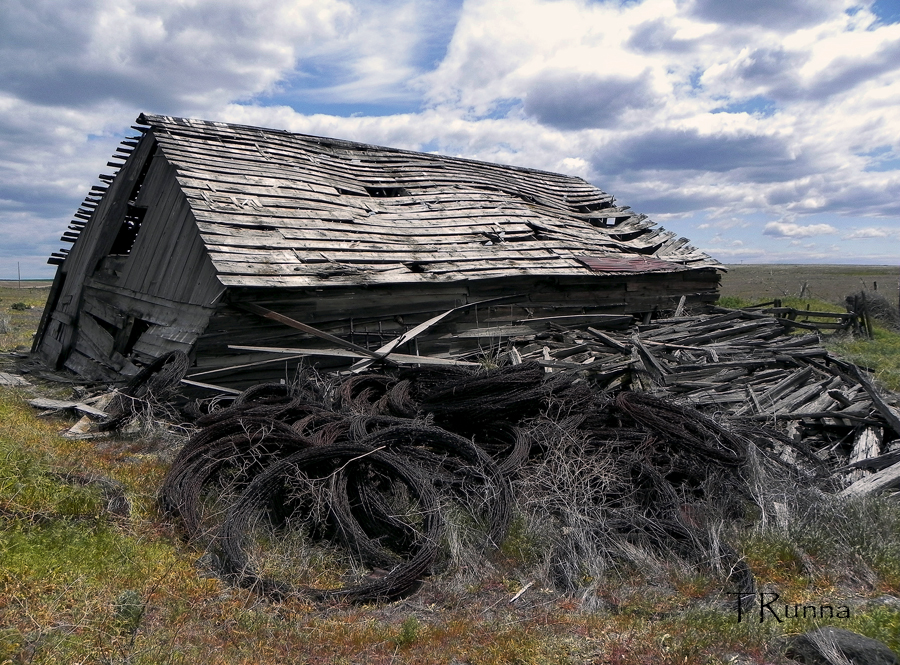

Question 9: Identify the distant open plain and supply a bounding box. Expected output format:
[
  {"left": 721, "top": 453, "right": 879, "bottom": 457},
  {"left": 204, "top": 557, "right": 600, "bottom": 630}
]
[
  {"left": 719, "top": 264, "right": 899, "bottom": 305},
  {"left": 4, "top": 267, "right": 900, "bottom": 309}
]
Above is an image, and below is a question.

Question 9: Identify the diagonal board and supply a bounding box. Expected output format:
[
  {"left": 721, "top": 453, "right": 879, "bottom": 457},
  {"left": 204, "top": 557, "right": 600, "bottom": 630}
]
[
  {"left": 228, "top": 345, "right": 480, "bottom": 367},
  {"left": 347, "top": 294, "right": 527, "bottom": 373},
  {"left": 234, "top": 302, "right": 382, "bottom": 360},
  {"left": 848, "top": 364, "right": 900, "bottom": 436}
]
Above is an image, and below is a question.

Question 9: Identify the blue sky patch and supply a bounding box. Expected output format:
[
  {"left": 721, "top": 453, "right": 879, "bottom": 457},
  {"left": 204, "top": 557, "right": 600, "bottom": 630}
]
[
  {"left": 864, "top": 156, "right": 900, "bottom": 172},
  {"left": 418, "top": 139, "right": 440, "bottom": 153},
  {"left": 481, "top": 98, "right": 522, "bottom": 120},
  {"left": 712, "top": 96, "right": 776, "bottom": 116},
  {"left": 415, "top": 0, "right": 464, "bottom": 68},
  {"left": 872, "top": 0, "right": 900, "bottom": 23},
  {"left": 259, "top": 98, "right": 423, "bottom": 118},
  {"left": 689, "top": 69, "right": 703, "bottom": 91},
  {"left": 860, "top": 144, "right": 899, "bottom": 171}
]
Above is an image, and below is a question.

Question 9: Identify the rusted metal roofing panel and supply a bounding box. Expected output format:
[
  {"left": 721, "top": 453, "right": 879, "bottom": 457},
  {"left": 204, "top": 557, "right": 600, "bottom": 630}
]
[{"left": 576, "top": 255, "right": 683, "bottom": 273}]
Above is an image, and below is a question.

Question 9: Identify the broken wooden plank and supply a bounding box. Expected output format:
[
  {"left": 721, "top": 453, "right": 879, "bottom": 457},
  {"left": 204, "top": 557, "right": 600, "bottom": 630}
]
[
  {"left": 228, "top": 345, "right": 481, "bottom": 367},
  {"left": 442, "top": 325, "right": 543, "bottom": 339},
  {"left": 734, "top": 367, "right": 815, "bottom": 416},
  {"left": 508, "top": 347, "right": 523, "bottom": 365},
  {"left": 187, "top": 354, "right": 307, "bottom": 378},
  {"left": 180, "top": 379, "right": 243, "bottom": 394},
  {"left": 848, "top": 364, "right": 900, "bottom": 436},
  {"left": 840, "top": 459, "right": 900, "bottom": 498},
  {"left": 27, "top": 397, "right": 109, "bottom": 418},
  {"left": 776, "top": 319, "right": 847, "bottom": 331},
  {"left": 535, "top": 358, "right": 596, "bottom": 370},
  {"left": 517, "top": 314, "right": 634, "bottom": 328},
  {"left": 847, "top": 427, "right": 883, "bottom": 482},
  {"left": 64, "top": 415, "right": 96, "bottom": 439},
  {"left": 235, "top": 302, "right": 382, "bottom": 359},
  {"left": 743, "top": 410, "right": 880, "bottom": 424},
  {"left": 586, "top": 327, "right": 630, "bottom": 353},
  {"left": 632, "top": 334, "right": 668, "bottom": 385},
  {"left": 349, "top": 294, "right": 525, "bottom": 373},
  {"left": 0, "top": 372, "right": 30, "bottom": 387},
  {"left": 763, "top": 307, "right": 853, "bottom": 319},
  {"left": 827, "top": 389, "right": 855, "bottom": 408},
  {"left": 746, "top": 385, "right": 763, "bottom": 414},
  {"left": 840, "top": 448, "right": 900, "bottom": 473}
]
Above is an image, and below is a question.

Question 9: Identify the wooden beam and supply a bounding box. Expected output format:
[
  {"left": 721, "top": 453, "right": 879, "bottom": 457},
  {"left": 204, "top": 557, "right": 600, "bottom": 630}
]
[
  {"left": 228, "top": 345, "right": 480, "bottom": 367},
  {"left": 585, "top": 327, "right": 630, "bottom": 353},
  {"left": 234, "top": 302, "right": 382, "bottom": 359},
  {"left": 348, "top": 294, "right": 525, "bottom": 373},
  {"left": 848, "top": 364, "right": 900, "bottom": 436},
  {"left": 180, "top": 379, "right": 243, "bottom": 394},
  {"left": 28, "top": 397, "right": 109, "bottom": 418},
  {"left": 847, "top": 427, "right": 883, "bottom": 482},
  {"left": 186, "top": 354, "right": 307, "bottom": 378},
  {"left": 840, "top": 459, "right": 900, "bottom": 498}
]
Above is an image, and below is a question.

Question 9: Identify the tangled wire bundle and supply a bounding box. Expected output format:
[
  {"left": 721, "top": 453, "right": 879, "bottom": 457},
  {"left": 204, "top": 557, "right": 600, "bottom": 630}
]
[
  {"left": 102, "top": 350, "right": 191, "bottom": 431},
  {"left": 218, "top": 444, "right": 442, "bottom": 602},
  {"left": 162, "top": 362, "right": 767, "bottom": 604},
  {"left": 616, "top": 391, "right": 747, "bottom": 467}
]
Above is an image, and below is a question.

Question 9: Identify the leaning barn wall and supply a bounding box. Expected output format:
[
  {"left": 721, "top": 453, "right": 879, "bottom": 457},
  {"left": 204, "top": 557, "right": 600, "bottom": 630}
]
[
  {"left": 187, "top": 268, "right": 720, "bottom": 388},
  {"left": 35, "top": 135, "right": 223, "bottom": 380}
]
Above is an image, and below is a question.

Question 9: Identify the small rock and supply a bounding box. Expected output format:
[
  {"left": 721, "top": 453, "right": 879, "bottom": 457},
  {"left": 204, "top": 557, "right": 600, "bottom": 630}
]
[
  {"left": 784, "top": 626, "right": 899, "bottom": 665},
  {"left": 865, "top": 595, "right": 900, "bottom": 611}
]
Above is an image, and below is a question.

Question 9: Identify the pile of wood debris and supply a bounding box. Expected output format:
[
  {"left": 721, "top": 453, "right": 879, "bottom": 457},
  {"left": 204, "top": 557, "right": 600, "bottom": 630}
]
[
  {"left": 514, "top": 306, "right": 900, "bottom": 497},
  {"left": 210, "top": 304, "right": 899, "bottom": 498},
  {"left": 11, "top": 304, "right": 900, "bottom": 604},
  {"left": 23, "top": 306, "right": 900, "bottom": 499}
]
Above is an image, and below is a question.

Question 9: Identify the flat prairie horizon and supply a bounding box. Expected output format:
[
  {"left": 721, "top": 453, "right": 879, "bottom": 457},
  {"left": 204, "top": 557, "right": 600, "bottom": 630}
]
[
  {"left": 3, "top": 264, "right": 897, "bottom": 305},
  {"left": 718, "top": 264, "right": 899, "bottom": 303}
]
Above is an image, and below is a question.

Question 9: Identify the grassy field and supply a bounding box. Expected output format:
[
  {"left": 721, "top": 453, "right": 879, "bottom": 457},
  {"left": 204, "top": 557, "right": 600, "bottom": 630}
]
[
  {"left": 720, "top": 264, "right": 898, "bottom": 304},
  {"left": 0, "top": 282, "right": 50, "bottom": 353},
  {"left": 2, "top": 269, "right": 900, "bottom": 663}
]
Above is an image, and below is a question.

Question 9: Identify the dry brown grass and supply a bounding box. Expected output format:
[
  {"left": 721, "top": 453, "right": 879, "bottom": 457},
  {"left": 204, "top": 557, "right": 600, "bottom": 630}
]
[
  {"left": 720, "top": 264, "right": 898, "bottom": 305},
  {"left": 0, "top": 283, "right": 50, "bottom": 351}
]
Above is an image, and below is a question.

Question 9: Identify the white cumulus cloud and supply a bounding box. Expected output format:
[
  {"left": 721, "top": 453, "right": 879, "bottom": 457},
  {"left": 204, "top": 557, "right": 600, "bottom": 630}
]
[
  {"left": 844, "top": 226, "right": 897, "bottom": 239},
  {"left": 3, "top": 0, "right": 900, "bottom": 275},
  {"left": 763, "top": 221, "right": 838, "bottom": 237}
]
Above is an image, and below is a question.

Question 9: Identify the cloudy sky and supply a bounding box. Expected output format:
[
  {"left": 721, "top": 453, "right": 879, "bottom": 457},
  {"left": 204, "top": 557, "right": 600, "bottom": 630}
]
[{"left": 2, "top": 0, "right": 899, "bottom": 278}]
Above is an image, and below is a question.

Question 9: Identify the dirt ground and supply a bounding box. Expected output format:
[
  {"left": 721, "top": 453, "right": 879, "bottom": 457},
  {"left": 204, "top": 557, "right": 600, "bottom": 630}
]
[{"left": 719, "top": 264, "right": 900, "bottom": 305}]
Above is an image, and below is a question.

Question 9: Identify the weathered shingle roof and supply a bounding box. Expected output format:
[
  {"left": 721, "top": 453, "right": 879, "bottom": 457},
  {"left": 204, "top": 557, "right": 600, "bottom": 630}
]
[{"left": 138, "top": 113, "right": 719, "bottom": 288}]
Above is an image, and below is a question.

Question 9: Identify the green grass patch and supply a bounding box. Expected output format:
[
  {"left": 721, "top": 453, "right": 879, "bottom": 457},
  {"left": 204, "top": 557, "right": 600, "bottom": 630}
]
[
  {"left": 736, "top": 493, "right": 900, "bottom": 600},
  {"left": 0, "top": 391, "right": 106, "bottom": 520},
  {"left": 827, "top": 323, "right": 900, "bottom": 391},
  {"left": 0, "top": 437, "right": 106, "bottom": 520},
  {"left": 846, "top": 606, "right": 900, "bottom": 655},
  {"left": 498, "top": 514, "right": 545, "bottom": 567},
  {"left": 2, "top": 518, "right": 153, "bottom": 589}
]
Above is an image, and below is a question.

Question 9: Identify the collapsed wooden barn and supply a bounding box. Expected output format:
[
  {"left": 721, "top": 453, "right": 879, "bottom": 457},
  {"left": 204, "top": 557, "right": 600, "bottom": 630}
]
[{"left": 33, "top": 113, "right": 722, "bottom": 389}]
